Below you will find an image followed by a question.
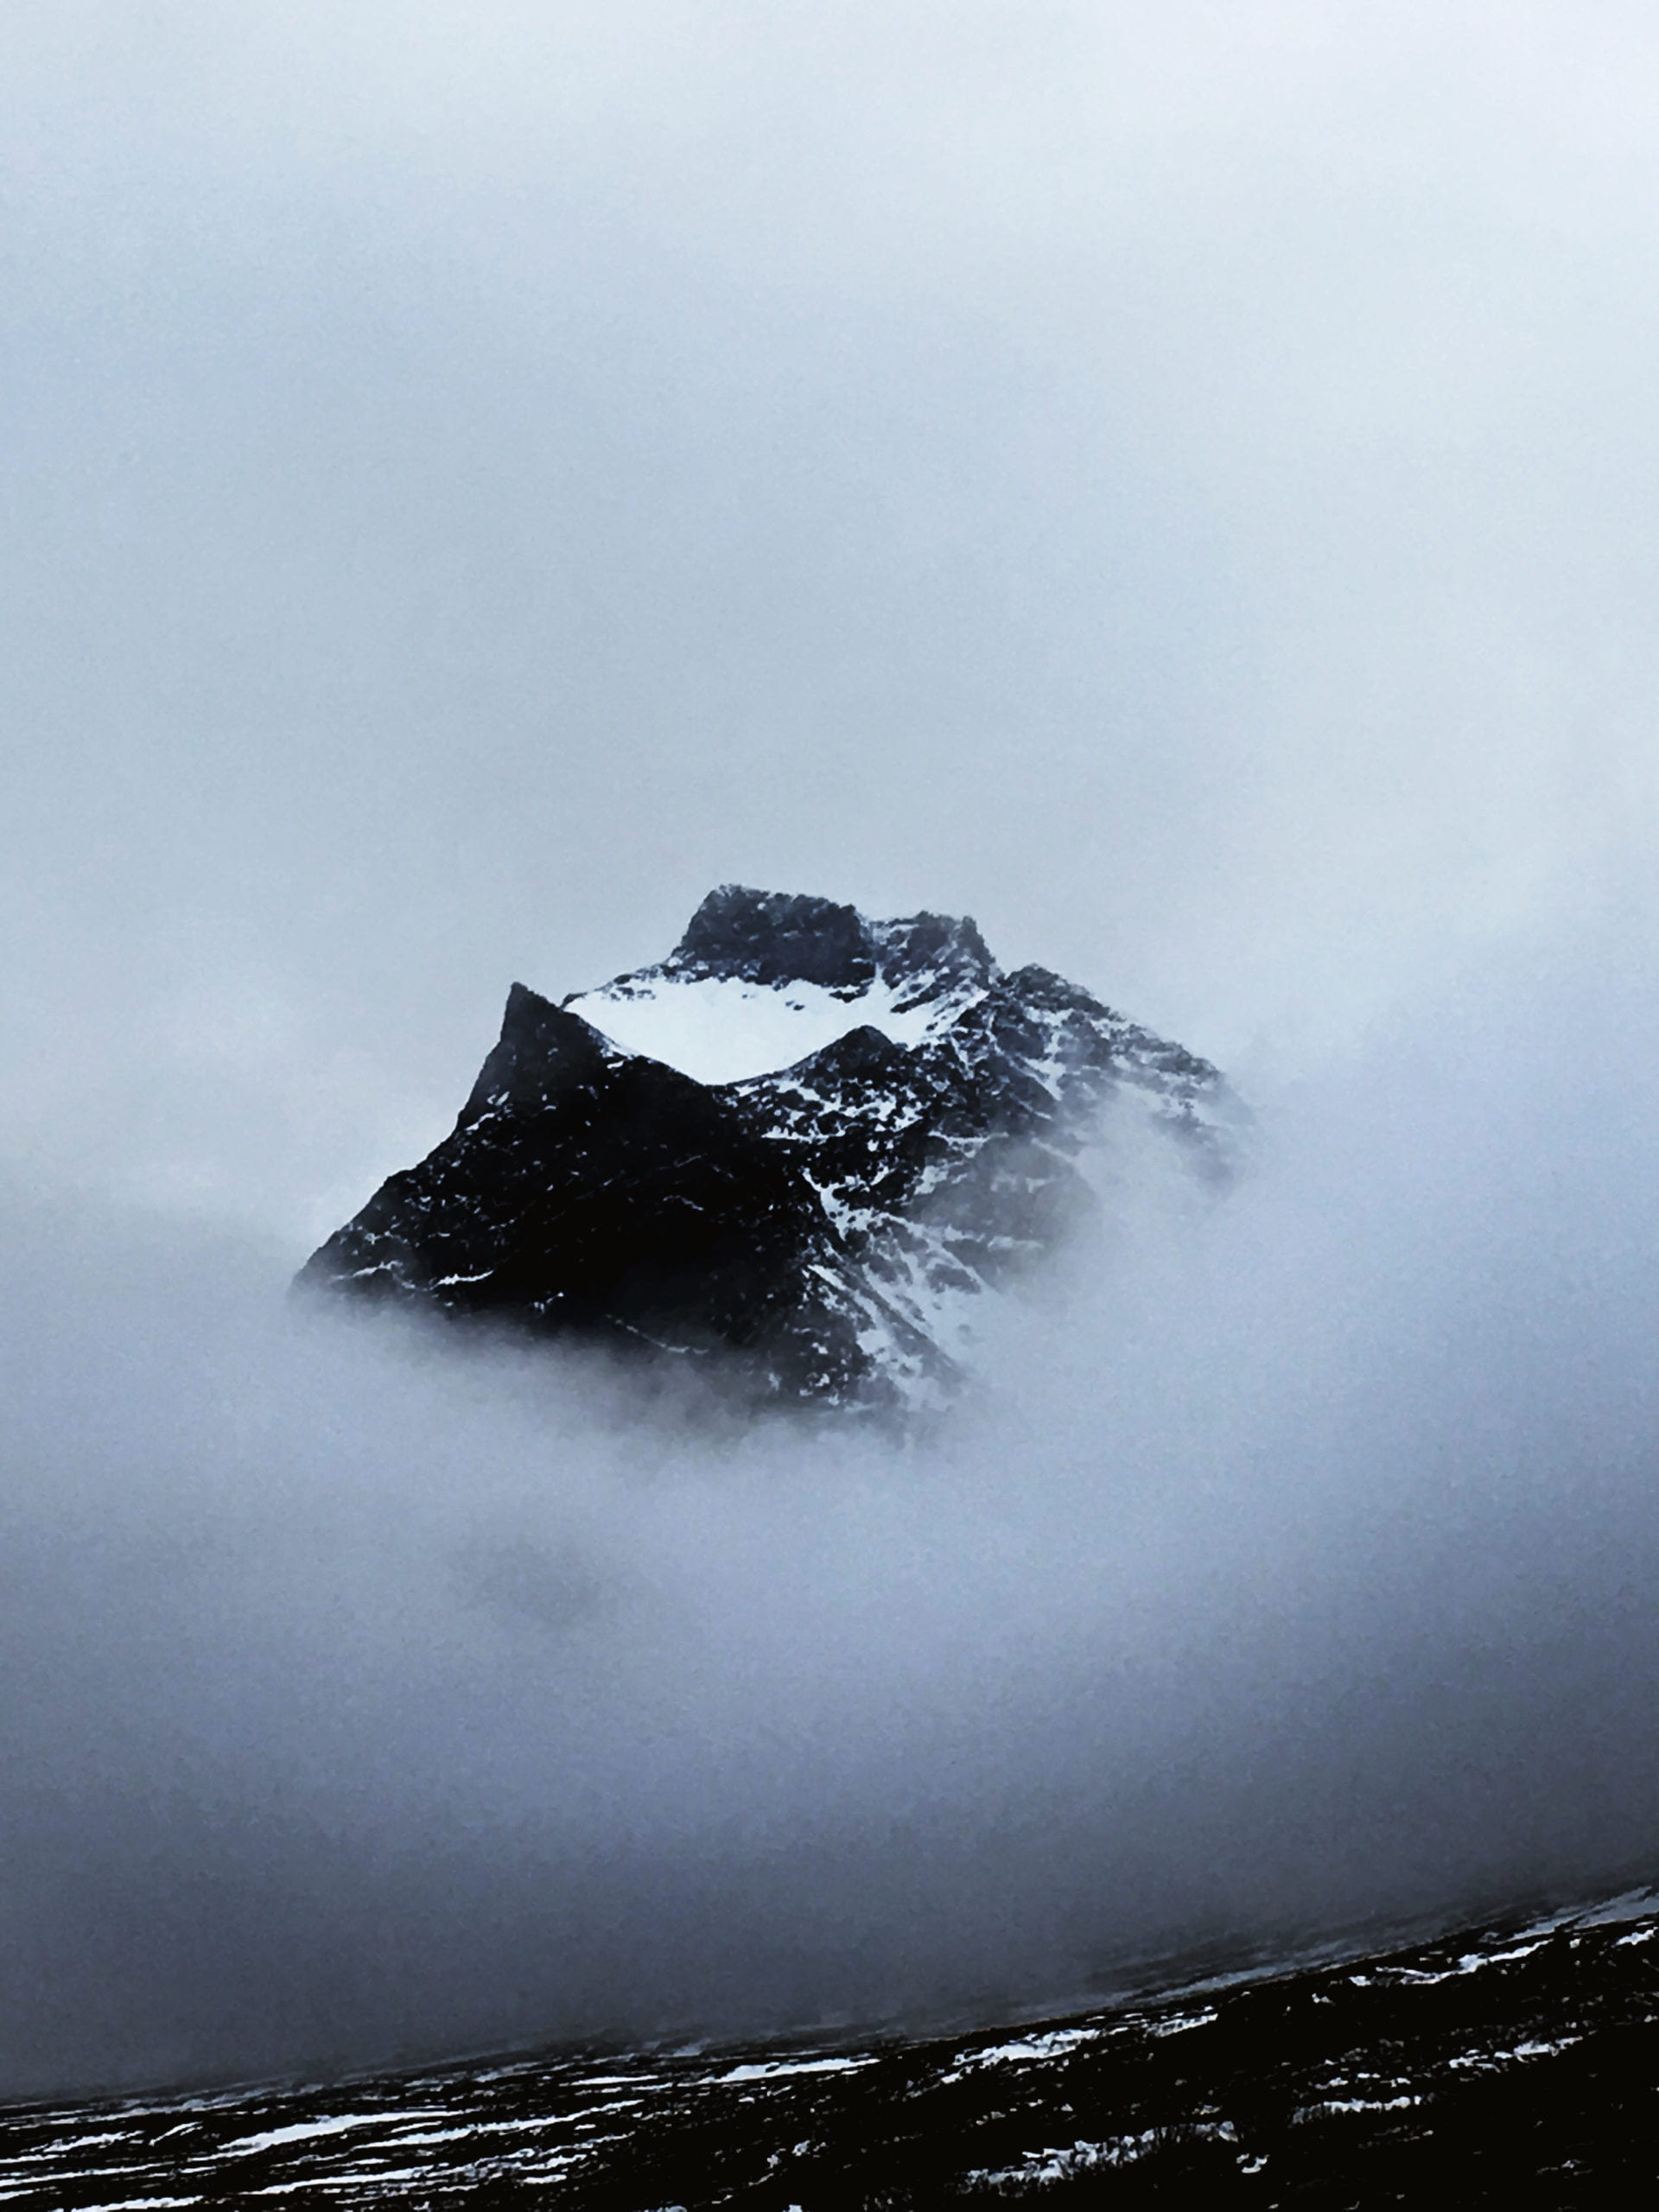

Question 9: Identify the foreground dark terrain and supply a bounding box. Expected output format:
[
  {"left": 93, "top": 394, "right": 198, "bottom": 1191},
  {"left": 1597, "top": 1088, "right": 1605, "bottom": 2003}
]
[{"left": 7, "top": 1885, "right": 1657, "bottom": 2208}]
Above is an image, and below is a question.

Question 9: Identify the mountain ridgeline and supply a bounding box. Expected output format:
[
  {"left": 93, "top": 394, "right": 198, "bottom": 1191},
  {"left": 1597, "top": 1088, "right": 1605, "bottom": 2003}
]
[{"left": 298, "top": 887, "right": 1240, "bottom": 1409}]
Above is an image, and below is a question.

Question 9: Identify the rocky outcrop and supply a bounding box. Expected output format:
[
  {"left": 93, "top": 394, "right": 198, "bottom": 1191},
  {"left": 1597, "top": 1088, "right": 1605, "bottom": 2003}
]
[{"left": 297, "top": 887, "right": 1241, "bottom": 1408}]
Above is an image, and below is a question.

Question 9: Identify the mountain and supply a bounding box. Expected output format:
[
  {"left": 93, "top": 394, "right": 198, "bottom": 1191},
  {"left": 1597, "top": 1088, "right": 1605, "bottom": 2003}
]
[{"left": 297, "top": 887, "right": 1240, "bottom": 1409}]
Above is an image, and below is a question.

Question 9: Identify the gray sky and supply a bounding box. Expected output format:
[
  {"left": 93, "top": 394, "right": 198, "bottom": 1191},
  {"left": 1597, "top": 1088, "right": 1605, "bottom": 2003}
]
[
  {"left": 9, "top": 6, "right": 1659, "bottom": 2101},
  {"left": 5, "top": 2, "right": 1659, "bottom": 1244}
]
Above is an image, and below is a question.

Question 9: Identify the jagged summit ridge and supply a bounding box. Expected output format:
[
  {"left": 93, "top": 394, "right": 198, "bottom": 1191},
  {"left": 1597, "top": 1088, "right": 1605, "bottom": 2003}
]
[
  {"left": 299, "top": 887, "right": 1239, "bottom": 1410},
  {"left": 669, "top": 885, "right": 995, "bottom": 994}
]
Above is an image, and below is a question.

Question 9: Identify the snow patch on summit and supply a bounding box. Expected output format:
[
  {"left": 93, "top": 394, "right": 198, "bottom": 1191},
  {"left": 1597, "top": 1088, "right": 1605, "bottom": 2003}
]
[{"left": 563, "top": 974, "right": 982, "bottom": 1087}]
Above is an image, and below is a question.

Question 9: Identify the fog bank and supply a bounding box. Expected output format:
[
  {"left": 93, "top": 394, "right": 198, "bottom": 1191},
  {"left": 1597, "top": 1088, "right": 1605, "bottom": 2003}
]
[{"left": 5, "top": 914, "right": 1659, "bottom": 2099}]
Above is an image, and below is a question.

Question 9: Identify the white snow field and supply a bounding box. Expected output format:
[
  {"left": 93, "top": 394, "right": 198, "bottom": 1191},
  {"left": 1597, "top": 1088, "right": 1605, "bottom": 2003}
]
[{"left": 562, "top": 972, "right": 981, "bottom": 1087}]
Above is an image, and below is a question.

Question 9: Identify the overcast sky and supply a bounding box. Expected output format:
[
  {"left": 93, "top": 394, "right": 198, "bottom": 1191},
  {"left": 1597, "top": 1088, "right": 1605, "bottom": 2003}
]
[
  {"left": 5, "top": 2, "right": 1659, "bottom": 1247},
  {"left": 11, "top": 9, "right": 1659, "bottom": 2101}
]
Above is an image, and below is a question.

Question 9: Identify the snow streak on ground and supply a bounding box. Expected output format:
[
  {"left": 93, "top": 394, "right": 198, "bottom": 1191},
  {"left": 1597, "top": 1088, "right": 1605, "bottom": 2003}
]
[{"left": 3, "top": 1886, "right": 1657, "bottom": 2208}]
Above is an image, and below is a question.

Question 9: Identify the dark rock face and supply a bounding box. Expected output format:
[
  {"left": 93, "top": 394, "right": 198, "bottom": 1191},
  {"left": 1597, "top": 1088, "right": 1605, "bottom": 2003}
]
[
  {"left": 672, "top": 884, "right": 995, "bottom": 995},
  {"left": 298, "top": 983, "right": 856, "bottom": 1394},
  {"left": 298, "top": 887, "right": 1242, "bottom": 1408},
  {"left": 674, "top": 886, "right": 879, "bottom": 988}
]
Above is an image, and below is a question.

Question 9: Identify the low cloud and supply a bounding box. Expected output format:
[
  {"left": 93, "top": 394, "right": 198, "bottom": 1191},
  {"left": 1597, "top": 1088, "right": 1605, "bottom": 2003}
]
[{"left": 5, "top": 911, "right": 1659, "bottom": 2099}]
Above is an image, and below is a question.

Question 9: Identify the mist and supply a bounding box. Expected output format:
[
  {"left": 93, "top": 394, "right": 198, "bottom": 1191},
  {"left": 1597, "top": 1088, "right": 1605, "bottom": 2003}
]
[
  {"left": 7, "top": 3, "right": 1659, "bottom": 1246},
  {"left": 4, "top": 909, "right": 1659, "bottom": 2099},
  {"left": 7, "top": 0, "right": 1659, "bottom": 2107}
]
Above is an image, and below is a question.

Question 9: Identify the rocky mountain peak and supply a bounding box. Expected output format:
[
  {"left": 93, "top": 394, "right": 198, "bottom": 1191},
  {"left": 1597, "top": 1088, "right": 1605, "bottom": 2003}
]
[
  {"left": 666, "top": 882, "right": 995, "bottom": 999},
  {"left": 671, "top": 885, "right": 874, "bottom": 988},
  {"left": 457, "top": 982, "right": 619, "bottom": 1122},
  {"left": 299, "top": 889, "right": 1241, "bottom": 1413}
]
